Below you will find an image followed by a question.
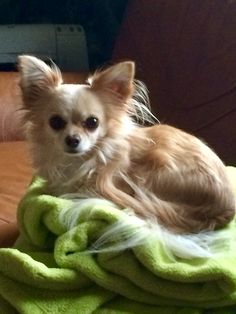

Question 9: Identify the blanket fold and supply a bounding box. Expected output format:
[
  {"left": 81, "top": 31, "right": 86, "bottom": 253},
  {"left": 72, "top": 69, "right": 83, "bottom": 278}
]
[{"left": 1, "top": 167, "right": 236, "bottom": 313}]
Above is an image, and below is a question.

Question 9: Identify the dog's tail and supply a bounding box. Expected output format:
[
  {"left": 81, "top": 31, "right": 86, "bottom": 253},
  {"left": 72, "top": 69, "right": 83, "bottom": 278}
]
[
  {"left": 87, "top": 208, "right": 235, "bottom": 260},
  {"left": 59, "top": 197, "right": 235, "bottom": 259}
]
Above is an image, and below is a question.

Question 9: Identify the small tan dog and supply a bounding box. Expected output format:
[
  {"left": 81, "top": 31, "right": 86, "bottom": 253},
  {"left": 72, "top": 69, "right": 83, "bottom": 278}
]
[{"left": 18, "top": 55, "right": 235, "bottom": 234}]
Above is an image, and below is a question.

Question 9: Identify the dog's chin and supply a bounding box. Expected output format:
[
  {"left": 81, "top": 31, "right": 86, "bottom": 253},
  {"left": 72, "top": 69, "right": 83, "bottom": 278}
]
[
  {"left": 64, "top": 150, "right": 84, "bottom": 157},
  {"left": 64, "top": 148, "right": 90, "bottom": 157}
]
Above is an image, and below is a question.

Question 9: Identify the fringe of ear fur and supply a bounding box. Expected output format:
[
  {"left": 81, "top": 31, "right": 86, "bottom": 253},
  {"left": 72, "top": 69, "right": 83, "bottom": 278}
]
[
  {"left": 130, "top": 80, "right": 160, "bottom": 125},
  {"left": 59, "top": 197, "right": 235, "bottom": 260}
]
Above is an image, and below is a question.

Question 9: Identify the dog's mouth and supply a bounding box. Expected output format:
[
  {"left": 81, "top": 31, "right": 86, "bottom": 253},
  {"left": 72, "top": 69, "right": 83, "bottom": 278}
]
[
  {"left": 64, "top": 147, "right": 88, "bottom": 157},
  {"left": 64, "top": 149, "right": 82, "bottom": 156}
]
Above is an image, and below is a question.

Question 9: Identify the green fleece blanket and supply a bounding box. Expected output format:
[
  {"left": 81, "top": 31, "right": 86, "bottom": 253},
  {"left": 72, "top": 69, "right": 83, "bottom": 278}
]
[{"left": 1, "top": 167, "right": 236, "bottom": 314}]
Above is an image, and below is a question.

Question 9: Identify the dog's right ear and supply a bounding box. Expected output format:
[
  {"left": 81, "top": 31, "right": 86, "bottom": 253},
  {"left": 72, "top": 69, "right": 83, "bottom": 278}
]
[{"left": 18, "top": 55, "right": 62, "bottom": 102}]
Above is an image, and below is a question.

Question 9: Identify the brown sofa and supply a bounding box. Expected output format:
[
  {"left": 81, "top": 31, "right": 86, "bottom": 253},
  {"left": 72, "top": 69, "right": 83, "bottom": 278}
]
[
  {"left": 112, "top": 0, "right": 236, "bottom": 165},
  {"left": 1, "top": 0, "right": 236, "bottom": 247}
]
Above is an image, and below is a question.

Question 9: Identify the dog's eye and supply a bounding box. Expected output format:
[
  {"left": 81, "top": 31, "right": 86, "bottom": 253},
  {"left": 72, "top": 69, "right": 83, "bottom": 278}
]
[
  {"left": 84, "top": 116, "right": 99, "bottom": 131},
  {"left": 49, "top": 115, "right": 67, "bottom": 131}
]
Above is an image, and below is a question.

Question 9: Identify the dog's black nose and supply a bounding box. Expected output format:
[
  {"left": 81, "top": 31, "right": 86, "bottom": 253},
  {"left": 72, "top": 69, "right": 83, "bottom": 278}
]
[{"left": 65, "top": 135, "right": 80, "bottom": 149}]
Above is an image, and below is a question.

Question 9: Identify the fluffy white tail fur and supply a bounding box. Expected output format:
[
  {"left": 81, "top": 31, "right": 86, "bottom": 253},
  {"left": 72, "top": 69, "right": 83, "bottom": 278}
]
[{"left": 59, "top": 197, "right": 234, "bottom": 260}]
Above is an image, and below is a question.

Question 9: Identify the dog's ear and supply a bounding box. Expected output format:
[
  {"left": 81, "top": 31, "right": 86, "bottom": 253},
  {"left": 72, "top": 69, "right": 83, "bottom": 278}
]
[
  {"left": 90, "top": 61, "right": 135, "bottom": 100},
  {"left": 18, "top": 55, "right": 62, "bottom": 102}
]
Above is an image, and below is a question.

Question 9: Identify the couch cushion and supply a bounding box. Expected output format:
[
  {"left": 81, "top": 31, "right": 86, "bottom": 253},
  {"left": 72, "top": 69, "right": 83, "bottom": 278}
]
[
  {"left": 112, "top": 0, "right": 236, "bottom": 164},
  {"left": 0, "top": 141, "right": 32, "bottom": 224},
  {"left": 0, "top": 72, "right": 23, "bottom": 141}
]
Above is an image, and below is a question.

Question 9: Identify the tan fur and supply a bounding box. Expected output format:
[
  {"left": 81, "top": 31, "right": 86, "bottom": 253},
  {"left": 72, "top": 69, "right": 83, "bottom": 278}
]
[{"left": 18, "top": 55, "right": 236, "bottom": 234}]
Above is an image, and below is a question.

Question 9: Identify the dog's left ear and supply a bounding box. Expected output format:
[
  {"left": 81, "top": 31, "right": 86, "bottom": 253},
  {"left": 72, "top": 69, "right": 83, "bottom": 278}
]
[
  {"left": 90, "top": 61, "right": 135, "bottom": 100},
  {"left": 18, "top": 55, "right": 62, "bottom": 102}
]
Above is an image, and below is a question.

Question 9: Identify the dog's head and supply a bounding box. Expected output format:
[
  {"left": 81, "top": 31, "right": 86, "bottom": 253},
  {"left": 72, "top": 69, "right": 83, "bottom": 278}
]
[{"left": 18, "top": 55, "right": 135, "bottom": 156}]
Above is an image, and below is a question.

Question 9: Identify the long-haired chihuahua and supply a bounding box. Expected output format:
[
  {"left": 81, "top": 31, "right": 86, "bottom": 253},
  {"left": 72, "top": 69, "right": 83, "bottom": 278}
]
[{"left": 18, "top": 55, "right": 235, "bottom": 240}]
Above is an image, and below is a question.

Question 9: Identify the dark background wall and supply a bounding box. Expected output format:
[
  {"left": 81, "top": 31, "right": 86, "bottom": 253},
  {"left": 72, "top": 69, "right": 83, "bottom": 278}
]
[{"left": 0, "top": 0, "right": 127, "bottom": 70}]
